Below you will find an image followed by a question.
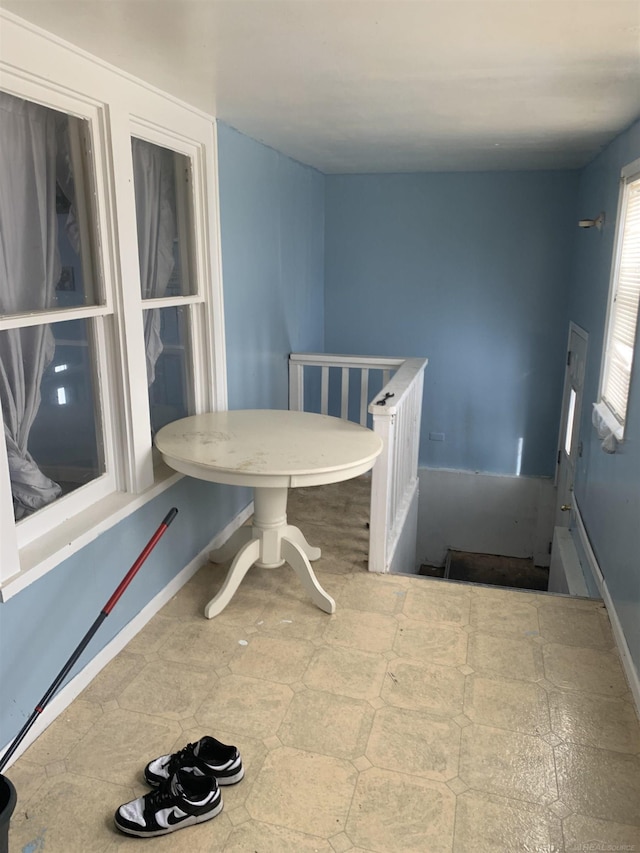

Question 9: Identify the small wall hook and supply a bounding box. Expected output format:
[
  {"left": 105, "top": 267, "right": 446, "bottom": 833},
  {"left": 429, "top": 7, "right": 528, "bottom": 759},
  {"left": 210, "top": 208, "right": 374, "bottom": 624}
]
[{"left": 578, "top": 212, "right": 605, "bottom": 230}]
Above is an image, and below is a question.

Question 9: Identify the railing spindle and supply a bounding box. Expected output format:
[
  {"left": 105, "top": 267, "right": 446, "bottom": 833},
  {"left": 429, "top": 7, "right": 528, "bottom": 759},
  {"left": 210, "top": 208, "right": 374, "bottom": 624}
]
[
  {"left": 360, "top": 369, "right": 369, "bottom": 426},
  {"left": 320, "top": 366, "right": 329, "bottom": 415},
  {"left": 341, "top": 367, "right": 349, "bottom": 419}
]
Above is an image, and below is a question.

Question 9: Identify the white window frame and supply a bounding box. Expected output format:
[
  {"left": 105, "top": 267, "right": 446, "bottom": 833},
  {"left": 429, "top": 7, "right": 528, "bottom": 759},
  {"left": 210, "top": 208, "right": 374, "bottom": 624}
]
[
  {"left": 0, "top": 13, "right": 227, "bottom": 599},
  {"left": 129, "top": 121, "right": 213, "bottom": 432},
  {"left": 595, "top": 157, "right": 640, "bottom": 442},
  {"left": 0, "top": 78, "right": 126, "bottom": 564}
]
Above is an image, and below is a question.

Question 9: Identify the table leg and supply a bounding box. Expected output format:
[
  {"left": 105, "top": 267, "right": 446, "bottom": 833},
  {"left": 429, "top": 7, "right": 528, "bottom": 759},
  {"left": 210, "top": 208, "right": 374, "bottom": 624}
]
[
  {"left": 204, "top": 538, "right": 261, "bottom": 619},
  {"left": 282, "top": 525, "right": 322, "bottom": 561},
  {"left": 281, "top": 537, "right": 335, "bottom": 614}
]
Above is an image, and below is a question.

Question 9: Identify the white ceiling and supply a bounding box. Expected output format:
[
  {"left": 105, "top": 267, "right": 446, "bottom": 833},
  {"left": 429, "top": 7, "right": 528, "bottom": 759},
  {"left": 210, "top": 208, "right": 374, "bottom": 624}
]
[{"left": 2, "top": 0, "right": 640, "bottom": 173}]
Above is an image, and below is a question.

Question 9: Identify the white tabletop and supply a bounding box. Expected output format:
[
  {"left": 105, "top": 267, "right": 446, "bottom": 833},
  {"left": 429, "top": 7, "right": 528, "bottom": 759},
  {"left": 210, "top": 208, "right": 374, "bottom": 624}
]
[{"left": 154, "top": 409, "right": 383, "bottom": 489}]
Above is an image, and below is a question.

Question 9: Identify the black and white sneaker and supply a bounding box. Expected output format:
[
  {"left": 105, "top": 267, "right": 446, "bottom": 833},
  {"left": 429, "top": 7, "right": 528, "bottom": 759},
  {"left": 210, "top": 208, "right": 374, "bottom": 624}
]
[
  {"left": 144, "top": 736, "right": 244, "bottom": 788},
  {"left": 114, "top": 768, "right": 223, "bottom": 837}
]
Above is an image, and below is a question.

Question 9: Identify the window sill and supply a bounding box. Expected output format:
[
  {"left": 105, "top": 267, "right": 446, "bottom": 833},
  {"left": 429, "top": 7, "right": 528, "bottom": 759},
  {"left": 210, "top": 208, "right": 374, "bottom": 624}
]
[
  {"left": 0, "top": 463, "right": 182, "bottom": 602},
  {"left": 592, "top": 401, "right": 624, "bottom": 443}
]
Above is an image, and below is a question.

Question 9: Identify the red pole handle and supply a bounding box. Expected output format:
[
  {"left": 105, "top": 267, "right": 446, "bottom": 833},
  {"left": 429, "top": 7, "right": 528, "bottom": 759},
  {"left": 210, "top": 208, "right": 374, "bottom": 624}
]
[{"left": 103, "top": 508, "right": 178, "bottom": 614}]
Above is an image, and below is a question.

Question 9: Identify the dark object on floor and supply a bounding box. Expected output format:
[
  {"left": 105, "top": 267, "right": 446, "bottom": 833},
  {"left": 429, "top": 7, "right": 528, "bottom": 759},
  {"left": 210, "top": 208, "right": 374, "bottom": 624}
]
[
  {"left": 145, "top": 736, "right": 244, "bottom": 788},
  {"left": 420, "top": 550, "right": 549, "bottom": 591},
  {"left": 0, "top": 775, "right": 16, "bottom": 853}
]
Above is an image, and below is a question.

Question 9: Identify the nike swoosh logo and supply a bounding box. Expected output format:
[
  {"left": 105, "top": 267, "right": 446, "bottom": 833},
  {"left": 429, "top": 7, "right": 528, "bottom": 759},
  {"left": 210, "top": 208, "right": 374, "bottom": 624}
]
[{"left": 166, "top": 810, "right": 190, "bottom": 826}]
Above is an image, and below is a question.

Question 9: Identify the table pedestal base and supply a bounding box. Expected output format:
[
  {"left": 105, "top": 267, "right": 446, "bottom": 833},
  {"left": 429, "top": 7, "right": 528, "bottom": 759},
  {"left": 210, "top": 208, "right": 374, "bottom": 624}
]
[{"left": 204, "top": 487, "right": 336, "bottom": 619}]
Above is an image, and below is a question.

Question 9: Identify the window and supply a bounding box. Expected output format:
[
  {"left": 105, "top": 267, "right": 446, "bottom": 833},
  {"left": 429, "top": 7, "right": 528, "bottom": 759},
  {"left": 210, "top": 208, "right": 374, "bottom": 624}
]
[
  {"left": 597, "top": 158, "right": 640, "bottom": 441},
  {"left": 0, "top": 93, "right": 119, "bottom": 551},
  {"left": 131, "top": 139, "right": 197, "bottom": 435},
  {"left": 0, "top": 28, "right": 226, "bottom": 594}
]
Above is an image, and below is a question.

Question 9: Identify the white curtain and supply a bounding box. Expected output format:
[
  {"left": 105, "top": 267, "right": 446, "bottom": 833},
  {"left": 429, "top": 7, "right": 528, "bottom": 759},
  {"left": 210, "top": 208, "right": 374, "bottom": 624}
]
[
  {"left": 131, "top": 139, "right": 176, "bottom": 386},
  {"left": 0, "top": 93, "right": 63, "bottom": 519}
]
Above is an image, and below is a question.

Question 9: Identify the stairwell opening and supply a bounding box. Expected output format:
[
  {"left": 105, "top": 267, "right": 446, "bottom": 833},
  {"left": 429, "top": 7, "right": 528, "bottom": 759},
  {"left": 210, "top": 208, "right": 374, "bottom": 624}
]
[{"left": 419, "top": 550, "right": 550, "bottom": 592}]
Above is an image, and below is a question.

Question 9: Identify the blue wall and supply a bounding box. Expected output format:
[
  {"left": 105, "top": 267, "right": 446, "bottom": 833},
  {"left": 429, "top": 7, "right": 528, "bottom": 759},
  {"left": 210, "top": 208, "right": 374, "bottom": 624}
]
[
  {"left": 0, "top": 123, "right": 326, "bottom": 750},
  {"left": 324, "top": 172, "right": 580, "bottom": 476},
  {"left": 217, "top": 123, "right": 325, "bottom": 410},
  {"left": 568, "top": 118, "right": 640, "bottom": 673}
]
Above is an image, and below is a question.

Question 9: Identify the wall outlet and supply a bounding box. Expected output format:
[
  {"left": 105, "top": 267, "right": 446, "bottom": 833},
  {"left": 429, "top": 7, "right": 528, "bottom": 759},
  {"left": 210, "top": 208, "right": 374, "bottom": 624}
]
[{"left": 429, "top": 432, "right": 445, "bottom": 441}]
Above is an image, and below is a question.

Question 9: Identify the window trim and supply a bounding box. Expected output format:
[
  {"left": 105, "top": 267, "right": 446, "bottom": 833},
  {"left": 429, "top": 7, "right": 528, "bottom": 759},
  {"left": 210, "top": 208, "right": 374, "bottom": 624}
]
[
  {"left": 0, "top": 13, "right": 227, "bottom": 596},
  {"left": 130, "top": 122, "right": 213, "bottom": 419},
  {"left": 0, "top": 86, "right": 122, "bottom": 563},
  {"left": 597, "top": 157, "right": 640, "bottom": 442}
]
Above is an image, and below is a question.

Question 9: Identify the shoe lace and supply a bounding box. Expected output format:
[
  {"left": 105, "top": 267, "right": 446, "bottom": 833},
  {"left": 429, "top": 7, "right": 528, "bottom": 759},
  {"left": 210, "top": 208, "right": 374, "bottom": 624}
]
[
  {"left": 147, "top": 777, "right": 179, "bottom": 809},
  {"left": 166, "top": 742, "right": 198, "bottom": 776}
]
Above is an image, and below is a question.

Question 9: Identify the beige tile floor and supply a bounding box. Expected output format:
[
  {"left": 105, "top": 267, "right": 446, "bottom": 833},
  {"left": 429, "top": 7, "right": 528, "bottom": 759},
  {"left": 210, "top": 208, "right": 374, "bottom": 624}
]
[{"left": 6, "top": 477, "right": 640, "bottom": 852}]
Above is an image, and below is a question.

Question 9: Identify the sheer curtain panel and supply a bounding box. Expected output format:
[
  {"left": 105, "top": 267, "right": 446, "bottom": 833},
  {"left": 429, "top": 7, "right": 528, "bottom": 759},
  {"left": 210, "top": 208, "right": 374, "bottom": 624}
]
[
  {"left": 132, "top": 138, "right": 176, "bottom": 385},
  {"left": 0, "top": 93, "right": 63, "bottom": 519}
]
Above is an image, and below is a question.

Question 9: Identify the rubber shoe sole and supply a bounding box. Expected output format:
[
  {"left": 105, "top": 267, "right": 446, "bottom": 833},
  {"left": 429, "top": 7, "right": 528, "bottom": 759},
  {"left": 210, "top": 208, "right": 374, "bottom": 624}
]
[{"left": 114, "top": 797, "right": 223, "bottom": 837}]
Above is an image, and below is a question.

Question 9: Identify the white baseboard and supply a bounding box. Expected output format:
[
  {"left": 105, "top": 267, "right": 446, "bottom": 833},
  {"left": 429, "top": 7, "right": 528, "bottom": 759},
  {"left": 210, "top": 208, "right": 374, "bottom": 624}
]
[
  {"left": 548, "top": 527, "right": 589, "bottom": 597},
  {"left": 417, "top": 468, "right": 555, "bottom": 568},
  {"left": 573, "top": 504, "right": 640, "bottom": 716},
  {"left": 0, "top": 502, "right": 253, "bottom": 769}
]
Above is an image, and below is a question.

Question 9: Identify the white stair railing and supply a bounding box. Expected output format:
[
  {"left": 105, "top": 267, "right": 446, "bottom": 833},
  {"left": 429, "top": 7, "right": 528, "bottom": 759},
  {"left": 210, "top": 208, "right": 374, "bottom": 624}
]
[
  {"left": 289, "top": 353, "right": 427, "bottom": 574},
  {"left": 367, "top": 358, "right": 426, "bottom": 574}
]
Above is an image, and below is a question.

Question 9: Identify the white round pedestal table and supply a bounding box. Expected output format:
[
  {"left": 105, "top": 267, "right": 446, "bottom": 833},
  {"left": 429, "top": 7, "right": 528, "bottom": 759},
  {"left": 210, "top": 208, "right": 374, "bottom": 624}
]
[{"left": 154, "top": 410, "right": 383, "bottom": 619}]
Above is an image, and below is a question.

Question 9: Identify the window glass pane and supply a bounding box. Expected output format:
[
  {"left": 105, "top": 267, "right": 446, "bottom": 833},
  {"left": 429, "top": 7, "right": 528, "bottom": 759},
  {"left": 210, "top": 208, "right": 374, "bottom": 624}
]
[
  {"left": 1, "top": 318, "right": 105, "bottom": 521},
  {"left": 0, "top": 91, "right": 100, "bottom": 316},
  {"left": 132, "top": 138, "right": 195, "bottom": 299},
  {"left": 564, "top": 387, "right": 577, "bottom": 456},
  {"left": 145, "top": 305, "right": 192, "bottom": 434}
]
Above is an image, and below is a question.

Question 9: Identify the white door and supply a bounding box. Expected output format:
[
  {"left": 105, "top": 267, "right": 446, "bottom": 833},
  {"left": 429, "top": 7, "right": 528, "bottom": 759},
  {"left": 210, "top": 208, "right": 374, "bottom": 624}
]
[{"left": 554, "top": 323, "right": 588, "bottom": 529}]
